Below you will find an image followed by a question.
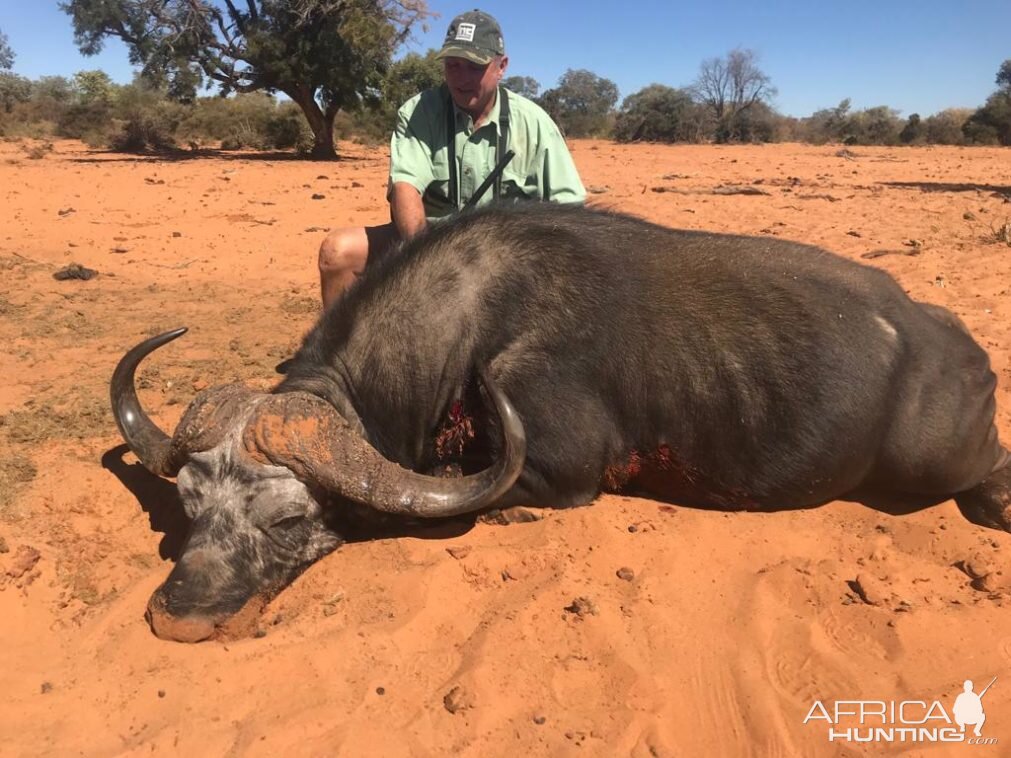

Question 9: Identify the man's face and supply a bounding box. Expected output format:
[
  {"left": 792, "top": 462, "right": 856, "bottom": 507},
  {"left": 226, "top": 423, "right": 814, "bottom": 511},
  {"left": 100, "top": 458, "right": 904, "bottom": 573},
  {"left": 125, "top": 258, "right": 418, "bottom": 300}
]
[{"left": 443, "top": 55, "right": 508, "bottom": 117}]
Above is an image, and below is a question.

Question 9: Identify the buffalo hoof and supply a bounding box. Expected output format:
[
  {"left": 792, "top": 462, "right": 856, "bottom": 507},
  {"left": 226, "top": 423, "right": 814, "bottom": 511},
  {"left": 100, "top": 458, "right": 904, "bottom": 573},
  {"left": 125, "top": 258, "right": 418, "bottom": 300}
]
[{"left": 956, "top": 465, "right": 1011, "bottom": 533}]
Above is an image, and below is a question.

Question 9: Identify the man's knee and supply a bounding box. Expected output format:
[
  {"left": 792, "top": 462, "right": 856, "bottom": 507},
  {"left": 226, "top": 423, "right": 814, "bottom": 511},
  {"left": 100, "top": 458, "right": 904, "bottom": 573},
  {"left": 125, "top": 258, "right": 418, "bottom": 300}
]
[{"left": 318, "top": 227, "right": 367, "bottom": 275}]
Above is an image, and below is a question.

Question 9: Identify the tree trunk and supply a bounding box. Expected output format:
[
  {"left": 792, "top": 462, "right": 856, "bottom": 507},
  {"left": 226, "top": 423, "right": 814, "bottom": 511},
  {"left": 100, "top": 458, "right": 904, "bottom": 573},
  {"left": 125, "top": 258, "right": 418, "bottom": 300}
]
[{"left": 287, "top": 85, "right": 337, "bottom": 160}]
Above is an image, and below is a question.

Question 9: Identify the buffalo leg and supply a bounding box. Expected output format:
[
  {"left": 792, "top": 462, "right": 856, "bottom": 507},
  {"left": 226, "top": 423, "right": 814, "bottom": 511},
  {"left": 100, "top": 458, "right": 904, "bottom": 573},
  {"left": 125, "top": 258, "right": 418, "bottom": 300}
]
[{"left": 955, "top": 451, "right": 1011, "bottom": 531}]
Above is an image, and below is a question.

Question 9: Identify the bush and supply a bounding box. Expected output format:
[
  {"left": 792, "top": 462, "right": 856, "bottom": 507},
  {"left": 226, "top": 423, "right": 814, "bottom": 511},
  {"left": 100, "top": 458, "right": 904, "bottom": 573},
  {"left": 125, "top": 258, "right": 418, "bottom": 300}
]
[
  {"left": 108, "top": 112, "right": 177, "bottom": 152},
  {"left": 101, "top": 86, "right": 187, "bottom": 152},
  {"left": 176, "top": 93, "right": 315, "bottom": 151},
  {"left": 924, "top": 109, "right": 972, "bottom": 145},
  {"left": 0, "top": 72, "right": 31, "bottom": 113},
  {"left": 177, "top": 92, "right": 276, "bottom": 147},
  {"left": 733, "top": 101, "right": 778, "bottom": 143},
  {"left": 964, "top": 93, "right": 1011, "bottom": 145},
  {"left": 56, "top": 101, "right": 112, "bottom": 138},
  {"left": 263, "top": 104, "right": 312, "bottom": 149},
  {"left": 799, "top": 101, "right": 902, "bottom": 145},
  {"left": 614, "top": 84, "right": 698, "bottom": 143}
]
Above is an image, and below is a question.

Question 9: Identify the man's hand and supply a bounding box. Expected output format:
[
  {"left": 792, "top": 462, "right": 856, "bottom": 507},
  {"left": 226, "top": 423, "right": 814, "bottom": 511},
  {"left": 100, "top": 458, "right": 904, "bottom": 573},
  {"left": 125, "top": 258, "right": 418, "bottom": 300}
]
[{"left": 391, "top": 182, "right": 428, "bottom": 241}]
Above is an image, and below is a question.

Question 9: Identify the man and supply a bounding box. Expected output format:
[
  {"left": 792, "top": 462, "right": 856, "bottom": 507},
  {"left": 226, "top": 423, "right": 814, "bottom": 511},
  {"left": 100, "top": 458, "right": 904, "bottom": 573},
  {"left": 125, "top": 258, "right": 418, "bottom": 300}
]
[{"left": 317, "top": 9, "right": 586, "bottom": 308}]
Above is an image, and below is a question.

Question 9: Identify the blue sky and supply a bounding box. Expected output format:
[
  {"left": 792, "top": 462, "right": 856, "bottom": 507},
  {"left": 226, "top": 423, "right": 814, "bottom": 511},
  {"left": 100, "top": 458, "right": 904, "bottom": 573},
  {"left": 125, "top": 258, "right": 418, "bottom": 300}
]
[{"left": 1, "top": 0, "right": 1008, "bottom": 117}]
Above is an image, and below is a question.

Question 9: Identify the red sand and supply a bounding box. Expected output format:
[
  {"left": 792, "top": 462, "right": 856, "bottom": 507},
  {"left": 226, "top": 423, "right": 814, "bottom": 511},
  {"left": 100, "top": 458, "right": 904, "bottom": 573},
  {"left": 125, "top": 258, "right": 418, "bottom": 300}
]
[{"left": 1, "top": 138, "right": 1009, "bottom": 755}]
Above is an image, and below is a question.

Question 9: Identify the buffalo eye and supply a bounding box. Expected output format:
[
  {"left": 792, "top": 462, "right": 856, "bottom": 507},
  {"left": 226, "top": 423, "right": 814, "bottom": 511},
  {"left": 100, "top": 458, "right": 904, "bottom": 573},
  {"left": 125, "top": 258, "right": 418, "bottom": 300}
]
[{"left": 271, "top": 514, "right": 306, "bottom": 532}]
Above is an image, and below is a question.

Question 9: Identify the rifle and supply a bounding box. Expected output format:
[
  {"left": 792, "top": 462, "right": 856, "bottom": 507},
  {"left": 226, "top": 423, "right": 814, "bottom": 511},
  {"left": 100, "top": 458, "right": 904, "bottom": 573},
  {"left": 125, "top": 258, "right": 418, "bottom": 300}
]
[
  {"left": 464, "top": 149, "right": 516, "bottom": 210},
  {"left": 980, "top": 676, "right": 998, "bottom": 699}
]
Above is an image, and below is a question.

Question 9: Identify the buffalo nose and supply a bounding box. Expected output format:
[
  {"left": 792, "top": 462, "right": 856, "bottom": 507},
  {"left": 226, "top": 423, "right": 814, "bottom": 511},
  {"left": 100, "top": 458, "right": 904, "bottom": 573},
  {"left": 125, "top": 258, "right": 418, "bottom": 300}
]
[{"left": 146, "top": 590, "right": 217, "bottom": 643}]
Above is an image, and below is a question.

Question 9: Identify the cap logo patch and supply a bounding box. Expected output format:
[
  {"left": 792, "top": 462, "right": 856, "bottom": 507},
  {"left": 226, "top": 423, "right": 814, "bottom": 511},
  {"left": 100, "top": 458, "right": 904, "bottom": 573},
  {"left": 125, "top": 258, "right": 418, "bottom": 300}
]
[{"left": 455, "top": 23, "right": 476, "bottom": 42}]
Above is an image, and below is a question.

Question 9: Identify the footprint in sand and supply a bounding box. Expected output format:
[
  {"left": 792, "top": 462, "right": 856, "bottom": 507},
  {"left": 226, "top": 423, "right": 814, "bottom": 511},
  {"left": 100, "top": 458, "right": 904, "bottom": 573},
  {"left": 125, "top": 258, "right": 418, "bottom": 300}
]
[{"left": 746, "top": 564, "right": 863, "bottom": 708}]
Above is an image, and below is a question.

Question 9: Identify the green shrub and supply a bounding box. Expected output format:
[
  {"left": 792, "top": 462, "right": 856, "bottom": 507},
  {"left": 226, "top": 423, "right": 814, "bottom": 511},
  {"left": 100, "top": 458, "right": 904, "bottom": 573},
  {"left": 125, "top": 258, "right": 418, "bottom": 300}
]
[
  {"left": 924, "top": 109, "right": 972, "bottom": 145},
  {"left": 56, "top": 101, "right": 112, "bottom": 138},
  {"left": 108, "top": 116, "right": 174, "bottom": 151},
  {"left": 104, "top": 97, "right": 186, "bottom": 152},
  {"left": 263, "top": 105, "right": 308, "bottom": 149}
]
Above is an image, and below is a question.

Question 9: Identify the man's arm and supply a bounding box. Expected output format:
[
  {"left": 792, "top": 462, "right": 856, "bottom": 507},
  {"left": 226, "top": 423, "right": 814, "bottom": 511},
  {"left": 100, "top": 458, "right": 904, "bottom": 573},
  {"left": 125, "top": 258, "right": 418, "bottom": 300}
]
[
  {"left": 390, "top": 182, "right": 428, "bottom": 240},
  {"left": 388, "top": 92, "right": 439, "bottom": 238},
  {"left": 540, "top": 126, "right": 586, "bottom": 205}
]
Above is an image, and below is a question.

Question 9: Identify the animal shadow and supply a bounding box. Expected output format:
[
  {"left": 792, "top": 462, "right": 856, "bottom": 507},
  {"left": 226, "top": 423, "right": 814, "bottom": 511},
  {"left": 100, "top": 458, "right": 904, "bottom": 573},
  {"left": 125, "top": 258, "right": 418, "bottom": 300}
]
[
  {"left": 102, "top": 444, "right": 189, "bottom": 561},
  {"left": 328, "top": 497, "right": 477, "bottom": 545}
]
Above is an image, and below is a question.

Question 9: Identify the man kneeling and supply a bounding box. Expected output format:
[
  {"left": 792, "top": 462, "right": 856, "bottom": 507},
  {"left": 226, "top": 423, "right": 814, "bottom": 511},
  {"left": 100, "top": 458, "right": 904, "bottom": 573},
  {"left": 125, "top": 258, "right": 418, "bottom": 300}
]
[{"left": 317, "top": 9, "right": 585, "bottom": 308}]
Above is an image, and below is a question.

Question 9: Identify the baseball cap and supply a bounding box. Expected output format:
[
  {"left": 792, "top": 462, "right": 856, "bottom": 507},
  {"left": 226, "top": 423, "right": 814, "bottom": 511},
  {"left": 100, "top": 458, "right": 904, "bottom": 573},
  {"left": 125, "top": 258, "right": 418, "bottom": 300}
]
[{"left": 436, "top": 9, "right": 505, "bottom": 65}]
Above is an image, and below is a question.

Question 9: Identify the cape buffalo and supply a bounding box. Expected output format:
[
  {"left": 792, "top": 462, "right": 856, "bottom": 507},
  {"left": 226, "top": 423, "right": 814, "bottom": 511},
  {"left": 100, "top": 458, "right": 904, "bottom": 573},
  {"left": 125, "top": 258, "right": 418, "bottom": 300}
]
[{"left": 111, "top": 202, "right": 1010, "bottom": 642}]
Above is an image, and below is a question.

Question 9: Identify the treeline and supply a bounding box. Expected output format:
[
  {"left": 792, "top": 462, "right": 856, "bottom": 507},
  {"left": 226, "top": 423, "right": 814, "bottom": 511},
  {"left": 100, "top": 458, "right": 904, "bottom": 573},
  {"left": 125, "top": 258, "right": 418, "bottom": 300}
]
[
  {"left": 0, "top": 69, "right": 318, "bottom": 152},
  {"left": 524, "top": 49, "right": 1011, "bottom": 147},
  {"left": 1, "top": 45, "right": 1009, "bottom": 152}
]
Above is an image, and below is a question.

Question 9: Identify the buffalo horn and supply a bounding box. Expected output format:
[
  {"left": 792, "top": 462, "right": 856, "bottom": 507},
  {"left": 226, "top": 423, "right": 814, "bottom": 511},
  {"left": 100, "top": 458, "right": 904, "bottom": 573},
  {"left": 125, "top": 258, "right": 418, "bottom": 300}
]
[
  {"left": 245, "top": 370, "right": 526, "bottom": 518},
  {"left": 111, "top": 328, "right": 257, "bottom": 476}
]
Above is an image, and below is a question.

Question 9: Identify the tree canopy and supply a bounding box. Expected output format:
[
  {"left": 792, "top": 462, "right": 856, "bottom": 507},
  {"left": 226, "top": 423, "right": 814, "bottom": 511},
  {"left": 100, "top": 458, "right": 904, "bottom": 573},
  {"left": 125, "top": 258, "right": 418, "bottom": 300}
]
[
  {"left": 60, "top": 0, "right": 430, "bottom": 158},
  {"left": 997, "top": 59, "right": 1011, "bottom": 94},
  {"left": 962, "top": 59, "right": 1011, "bottom": 146},
  {"left": 693, "top": 48, "right": 776, "bottom": 142},
  {"left": 502, "top": 75, "right": 539, "bottom": 100},
  {"left": 0, "top": 29, "right": 14, "bottom": 71},
  {"left": 613, "top": 84, "right": 700, "bottom": 143},
  {"left": 538, "top": 69, "right": 618, "bottom": 138}
]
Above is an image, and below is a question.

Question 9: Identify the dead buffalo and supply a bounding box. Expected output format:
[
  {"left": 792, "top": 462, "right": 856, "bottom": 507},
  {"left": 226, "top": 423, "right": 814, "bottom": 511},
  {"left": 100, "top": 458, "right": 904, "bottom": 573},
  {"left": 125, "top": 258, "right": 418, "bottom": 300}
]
[{"left": 111, "top": 202, "right": 1010, "bottom": 642}]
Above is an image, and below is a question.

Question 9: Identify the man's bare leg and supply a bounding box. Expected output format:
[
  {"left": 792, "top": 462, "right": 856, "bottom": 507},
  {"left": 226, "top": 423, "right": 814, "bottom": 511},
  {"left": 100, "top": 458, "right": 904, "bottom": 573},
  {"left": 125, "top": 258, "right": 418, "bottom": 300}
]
[{"left": 317, "top": 223, "right": 399, "bottom": 309}]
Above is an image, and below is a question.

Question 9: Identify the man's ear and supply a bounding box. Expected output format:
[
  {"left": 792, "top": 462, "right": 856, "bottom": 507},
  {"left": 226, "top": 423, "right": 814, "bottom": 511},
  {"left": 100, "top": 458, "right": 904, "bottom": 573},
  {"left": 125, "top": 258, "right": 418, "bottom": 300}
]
[{"left": 498, "top": 55, "right": 509, "bottom": 78}]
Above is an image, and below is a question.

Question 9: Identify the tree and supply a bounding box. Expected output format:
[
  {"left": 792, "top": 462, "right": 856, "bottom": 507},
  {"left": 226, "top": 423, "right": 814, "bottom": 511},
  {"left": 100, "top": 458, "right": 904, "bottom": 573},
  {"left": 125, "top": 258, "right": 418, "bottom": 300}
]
[
  {"left": 802, "top": 99, "right": 854, "bottom": 143},
  {"left": 380, "top": 50, "right": 441, "bottom": 118},
  {"left": 0, "top": 29, "right": 13, "bottom": 71},
  {"left": 613, "top": 84, "right": 698, "bottom": 143},
  {"left": 963, "top": 60, "right": 1011, "bottom": 146},
  {"left": 538, "top": 69, "right": 618, "bottom": 138},
  {"left": 58, "top": 70, "right": 119, "bottom": 138},
  {"left": 28, "top": 76, "right": 75, "bottom": 122},
  {"left": 502, "top": 75, "right": 539, "bottom": 100},
  {"left": 899, "top": 113, "right": 925, "bottom": 144},
  {"left": 997, "top": 58, "right": 1011, "bottom": 94},
  {"left": 693, "top": 48, "right": 776, "bottom": 142},
  {"left": 74, "top": 69, "right": 116, "bottom": 106},
  {"left": 0, "top": 73, "right": 31, "bottom": 113},
  {"left": 853, "top": 105, "right": 902, "bottom": 145},
  {"left": 964, "top": 92, "right": 1011, "bottom": 145},
  {"left": 61, "top": 0, "right": 431, "bottom": 159}
]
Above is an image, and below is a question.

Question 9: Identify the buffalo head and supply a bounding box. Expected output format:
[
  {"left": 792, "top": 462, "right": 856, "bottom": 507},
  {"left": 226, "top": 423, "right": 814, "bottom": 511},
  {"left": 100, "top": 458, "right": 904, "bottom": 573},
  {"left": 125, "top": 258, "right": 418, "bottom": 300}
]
[{"left": 111, "top": 329, "right": 525, "bottom": 642}]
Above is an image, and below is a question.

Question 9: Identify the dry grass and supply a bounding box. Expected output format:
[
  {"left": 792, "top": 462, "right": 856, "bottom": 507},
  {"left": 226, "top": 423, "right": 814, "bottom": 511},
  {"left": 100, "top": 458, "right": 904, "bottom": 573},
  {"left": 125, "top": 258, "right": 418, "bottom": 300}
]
[
  {"left": 21, "top": 141, "right": 53, "bottom": 160},
  {"left": 0, "top": 455, "right": 37, "bottom": 518},
  {"left": 0, "top": 392, "right": 110, "bottom": 445},
  {"left": 991, "top": 218, "right": 1011, "bottom": 246}
]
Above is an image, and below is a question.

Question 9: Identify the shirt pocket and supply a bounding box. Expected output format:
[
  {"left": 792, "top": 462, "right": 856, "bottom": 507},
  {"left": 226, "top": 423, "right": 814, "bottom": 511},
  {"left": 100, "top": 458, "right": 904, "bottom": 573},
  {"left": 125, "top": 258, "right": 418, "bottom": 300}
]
[
  {"left": 423, "top": 161, "right": 455, "bottom": 216},
  {"left": 499, "top": 167, "right": 537, "bottom": 201}
]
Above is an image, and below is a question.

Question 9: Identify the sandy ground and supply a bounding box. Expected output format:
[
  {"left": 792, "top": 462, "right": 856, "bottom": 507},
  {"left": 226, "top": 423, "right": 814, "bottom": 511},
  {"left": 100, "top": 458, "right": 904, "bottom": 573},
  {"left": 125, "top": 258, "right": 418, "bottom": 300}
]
[{"left": 1, "top": 137, "right": 1010, "bottom": 756}]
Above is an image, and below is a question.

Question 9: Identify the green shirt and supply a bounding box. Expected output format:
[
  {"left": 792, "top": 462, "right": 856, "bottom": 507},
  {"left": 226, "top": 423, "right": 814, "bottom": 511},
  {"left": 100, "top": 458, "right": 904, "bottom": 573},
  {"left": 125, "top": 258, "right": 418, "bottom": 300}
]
[{"left": 389, "top": 86, "right": 586, "bottom": 220}]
